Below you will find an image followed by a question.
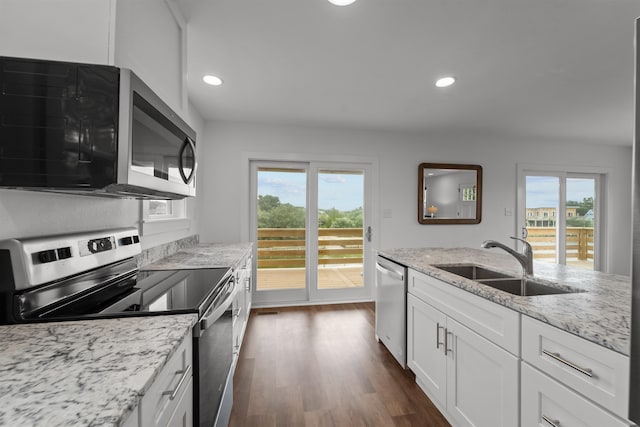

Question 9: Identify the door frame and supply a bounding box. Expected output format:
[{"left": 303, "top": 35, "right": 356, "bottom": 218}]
[
  {"left": 241, "top": 151, "right": 379, "bottom": 307},
  {"left": 516, "top": 163, "right": 610, "bottom": 272}
]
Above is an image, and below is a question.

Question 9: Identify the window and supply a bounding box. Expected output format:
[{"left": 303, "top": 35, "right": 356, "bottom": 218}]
[
  {"left": 518, "top": 165, "right": 605, "bottom": 272},
  {"left": 141, "top": 199, "right": 189, "bottom": 235}
]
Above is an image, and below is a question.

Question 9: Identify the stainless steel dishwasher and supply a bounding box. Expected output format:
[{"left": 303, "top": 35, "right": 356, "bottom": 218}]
[{"left": 375, "top": 255, "right": 407, "bottom": 367}]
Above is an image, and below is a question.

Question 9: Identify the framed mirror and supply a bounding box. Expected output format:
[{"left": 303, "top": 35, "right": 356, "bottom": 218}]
[{"left": 418, "top": 163, "right": 483, "bottom": 224}]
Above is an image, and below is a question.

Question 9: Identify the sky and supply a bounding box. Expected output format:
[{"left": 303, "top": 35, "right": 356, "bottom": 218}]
[
  {"left": 258, "top": 170, "right": 364, "bottom": 211},
  {"left": 526, "top": 176, "right": 595, "bottom": 208}
]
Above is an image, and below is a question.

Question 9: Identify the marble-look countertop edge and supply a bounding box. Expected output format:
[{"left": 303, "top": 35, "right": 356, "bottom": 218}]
[
  {"left": 378, "top": 247, "right": 631, "bottom": 356},
  {"left": 0, "top": 313, "right": 198, "bottom": 427}
]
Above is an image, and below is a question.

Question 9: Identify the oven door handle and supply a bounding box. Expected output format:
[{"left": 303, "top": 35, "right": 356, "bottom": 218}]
[{"left": 199, "top": 278, "right": 236, "bottom": 334}]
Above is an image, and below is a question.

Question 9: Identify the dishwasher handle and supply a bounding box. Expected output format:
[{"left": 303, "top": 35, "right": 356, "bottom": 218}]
[{"left": 376, "top": 261, "right": 405, "bottom": 282}]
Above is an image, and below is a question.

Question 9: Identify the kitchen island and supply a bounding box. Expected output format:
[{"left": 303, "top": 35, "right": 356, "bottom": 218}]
[
  {"left": 0, "top": 314, "right": 197, "bottom": 427},
  {"left": 380, "top": 247, "right": 634, "bottom": 427},
  {"left": 380, "top": 247, "right": 631, "bottom": 355}
]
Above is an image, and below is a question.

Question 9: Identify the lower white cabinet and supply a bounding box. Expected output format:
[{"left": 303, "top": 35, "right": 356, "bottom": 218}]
[
  {"left": 407, "top": 292, "right": 519, "bottom": 427},
  {"left": 407, "top": 293, "right": 447, "bottom": 407},
  {"left": 138, "top": 333, "right": 193, "bottom": 427},
  {"left": 165, "top": 376, "right": 193, "bottom": 427},
  {"left": 521, "top": 363, "right": 632, "bottom": 427}
]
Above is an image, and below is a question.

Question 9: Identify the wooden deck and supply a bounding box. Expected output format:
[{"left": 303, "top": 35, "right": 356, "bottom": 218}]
[{"left": 257, "top": 266, "right": 364, "bottom": 290}]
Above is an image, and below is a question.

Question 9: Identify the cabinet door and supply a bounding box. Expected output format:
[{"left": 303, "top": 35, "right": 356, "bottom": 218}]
[
  {"left": 521, "top": 363, "right": 632, "bottom": 427},
  {"left": 446, "top": 318, "right": 519, "bottom": 427},
  {"left": 167, "top": 376, "right": 194, "bottom": 427},
  {"left": 0, "top": 0, "right": 114, "bottom": 64},
  {"left": 407, "top": 293, "right": 447, "bottom": 408}
]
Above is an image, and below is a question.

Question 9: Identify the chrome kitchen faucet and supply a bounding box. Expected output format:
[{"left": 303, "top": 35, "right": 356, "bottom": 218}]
[{"left": 481, "top": 237, "right": 534, "bottom": 277}]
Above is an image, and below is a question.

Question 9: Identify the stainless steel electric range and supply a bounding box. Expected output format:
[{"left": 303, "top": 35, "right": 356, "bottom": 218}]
[{"left": 0, "top": 228, "right": 235, "bottom": 427}]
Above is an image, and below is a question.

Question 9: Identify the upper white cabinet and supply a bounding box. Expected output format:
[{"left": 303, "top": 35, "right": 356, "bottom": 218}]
[
  {"left": 114, "top": 0, "right": 185, "bottom": 112},
  {"left": 0, "top": 0, "right": 186, "bottom": 112},
  {"left": 0, "top": 0, "right": 115, "bottom": 64}
]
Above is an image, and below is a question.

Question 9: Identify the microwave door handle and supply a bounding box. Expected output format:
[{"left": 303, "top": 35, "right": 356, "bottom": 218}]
[{"left": 178, "top": 137, "right": 197, "bottom": 184}]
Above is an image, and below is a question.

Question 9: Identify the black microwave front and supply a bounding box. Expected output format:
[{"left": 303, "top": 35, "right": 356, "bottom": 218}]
[{"left": 0, "top": 56, "right": 196, "bottom": 199}]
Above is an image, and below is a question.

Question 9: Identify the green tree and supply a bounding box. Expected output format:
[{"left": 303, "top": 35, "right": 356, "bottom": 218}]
[
  {"left": 258, "top": 195, "right": 281, "bottom": 212},
  {"left": 259, "top": 203, "right": 305, "bottom": 228}
]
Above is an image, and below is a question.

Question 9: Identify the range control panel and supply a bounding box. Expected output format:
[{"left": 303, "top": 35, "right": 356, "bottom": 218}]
[{"left": 0, "top": 228, "right": 142, "bottom": 290}]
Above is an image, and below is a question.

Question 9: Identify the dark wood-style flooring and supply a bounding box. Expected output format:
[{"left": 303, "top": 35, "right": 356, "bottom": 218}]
[{"left": 229, "top": 302, "right": 451, "bottom": 427}]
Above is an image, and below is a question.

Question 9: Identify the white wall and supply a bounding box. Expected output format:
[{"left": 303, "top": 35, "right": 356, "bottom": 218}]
[{"left": 197, "top": 121, "right": 632, "bottom": 275}]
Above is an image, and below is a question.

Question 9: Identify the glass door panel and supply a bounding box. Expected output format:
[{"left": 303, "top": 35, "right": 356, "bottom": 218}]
[
  {"left": 316, "top": 169, "right": 365, "bottom": 290},
  {"left": 565, "top": 178, "right": 596, "bottom": 270},
  {"left": 525, "top": 176, "right": 560, "bottom": 265},
  {"left": 256, "top": 167, "right": 307, "bottom": 292}
]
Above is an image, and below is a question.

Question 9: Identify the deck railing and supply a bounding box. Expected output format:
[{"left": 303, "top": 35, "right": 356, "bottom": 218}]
[
  {"left": 526, "top": 227, "right": 594, "bottom": 261},
  {"left": 257, "top": 227, "right": 363, "bottom": 268}
]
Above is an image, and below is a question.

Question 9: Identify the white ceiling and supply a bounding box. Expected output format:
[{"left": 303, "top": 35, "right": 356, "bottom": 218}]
[{"left": 177, "top": 0, "right": 640, "bottom": 145}]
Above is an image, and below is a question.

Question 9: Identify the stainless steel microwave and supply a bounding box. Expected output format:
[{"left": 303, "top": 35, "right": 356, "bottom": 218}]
[{"left": 0, "top": 56, "right": 196, "bottom": 199}]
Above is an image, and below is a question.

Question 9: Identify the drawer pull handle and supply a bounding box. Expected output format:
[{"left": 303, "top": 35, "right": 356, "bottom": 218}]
[
  {"left": 542, "top": 415, "right": 560, "bottom": 427},
  {"left": 444, "top": 329, "right": 453, "bottom": 355},
  {"left": 436, "top": 322, "right": 445, "bottom": 350},
  {"left": 162, "top": 365, "right": 192, "bottom": 400},
  {"left": 542, "top": 349, "right": 593, "bottom": 378}
]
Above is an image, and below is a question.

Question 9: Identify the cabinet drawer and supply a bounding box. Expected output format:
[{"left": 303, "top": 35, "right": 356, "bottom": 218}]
[
  {"left": 139, "top": 333, "right": 193, "bottom": 427},
  {"left": 521, "top": 315, "right": 629, "bottom": 418},
  {"left": 522, "top": 363, "right": 632, "bottom": 427},
  {"left": 408, "top": 269, "right": 520, "bottom": 355}
]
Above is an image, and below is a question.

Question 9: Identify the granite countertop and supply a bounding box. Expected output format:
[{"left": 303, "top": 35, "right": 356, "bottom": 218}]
[
  {"left": 379, "top": 247, "right": 631, "bottom": 356},
  {"left": 142, "top": 242, "right": 252, "bottom": 271},
  {"left": 0, "top": 314, "right": 198, "bottom": 427}
]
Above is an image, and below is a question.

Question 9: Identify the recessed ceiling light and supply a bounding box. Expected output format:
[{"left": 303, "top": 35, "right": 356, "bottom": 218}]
[
  {"left": 203, "top": 75, "right": 223, "bottom": 86},
  {"left": 328, "top": 0, "right": 357, "bottom": 5},
  {"left": 435, "top": 76, "right": 456, "bottom": 88}
]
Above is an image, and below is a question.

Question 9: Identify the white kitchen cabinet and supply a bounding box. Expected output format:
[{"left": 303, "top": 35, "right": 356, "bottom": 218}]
[
  {"left": 114, "top": 0, "right": 185, "bottom": 112},
  {"left": 165, "top": 376, "right": 193, "bottom": 427},
  {"left": 232, "top": 252, "right": 253, "bottom": 369},
  {"left": 138, "top": 332, "right": 193, "bottom": 427},
  {"left": 0, "top": 0, "right": 115, "bottom": 64},
  {"left": 407, "top": 293, "right": 447, "bottom": 408},
  {"left": 522, "top": 315, "right": 630, "bottom": 420},
  {"left": 407, "top": 271, "right": 519, "bottom": 427},
  {"left": 521, "top": 363, "right": 632, "bottom": 427},
  {"left": 408, "top": 269, "right": 520, "bottom": 355},
  {"left": 0, "top": 0, "right": 186, "bottom": 113},
  {"left": 446, "top": 317, "right": 519, "bottom": 427}
]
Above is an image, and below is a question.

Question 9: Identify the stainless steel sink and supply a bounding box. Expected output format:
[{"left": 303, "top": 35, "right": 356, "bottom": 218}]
[
  {"left": 434, "top": 264, "right": 584, "bottom": 297},
  {"left": 434, "top": 264, "right": 515, "bottom": 280},
  {"left": 478, "top": 278, "right": 583, "bottom": 297}
]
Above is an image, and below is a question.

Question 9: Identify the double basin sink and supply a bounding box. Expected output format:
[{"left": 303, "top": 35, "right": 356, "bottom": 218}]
[{"left": 434, "top": 264, "right": 584, "bottom": 297}]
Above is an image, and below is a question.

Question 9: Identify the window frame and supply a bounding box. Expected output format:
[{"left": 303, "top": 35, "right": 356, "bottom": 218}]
[
  {"left": 140, "top": 199, "right": 190, "bottom": 236},
  {"left": 517, "top": 163, "right": 609, "bottom": 272}
]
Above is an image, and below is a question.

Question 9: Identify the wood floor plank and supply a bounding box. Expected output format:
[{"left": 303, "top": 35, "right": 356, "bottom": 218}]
[{"left": 229, "top": 302, "right": 451, "bottom": 427}]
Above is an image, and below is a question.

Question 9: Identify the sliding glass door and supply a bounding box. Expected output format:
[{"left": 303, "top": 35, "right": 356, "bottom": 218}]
[
  {"left": 251, "top": 161, "right": 372, "bottom": 305},
  {"left": 522, "top": 172, "right": 600, "bottom": 270}
]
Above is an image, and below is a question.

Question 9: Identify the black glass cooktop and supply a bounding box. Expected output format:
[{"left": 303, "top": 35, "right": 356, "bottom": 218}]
[{"left": 18, "top": 267, "right": 231, "bottom": 321}]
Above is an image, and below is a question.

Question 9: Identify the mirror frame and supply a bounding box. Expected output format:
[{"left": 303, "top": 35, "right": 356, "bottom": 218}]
[{"left": 418, "top": 163, "right": 483, "bottom": 224}]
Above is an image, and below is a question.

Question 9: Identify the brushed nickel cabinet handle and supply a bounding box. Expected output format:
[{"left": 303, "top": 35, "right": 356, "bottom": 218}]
[
  {"left": 542, "top": 414, "right": 560, "bottom": 427},
  {"left": 444, "top": 329, "right": 453, "bottom": 355},
  {"left": 162, "top": 365, "right": 192, "bottom": 400},
  {"left": 436, "top": 322, "right": 445, "bottom": 350},
  {"left": 542, "top": 349, "right": 593, "bottom": 377}
]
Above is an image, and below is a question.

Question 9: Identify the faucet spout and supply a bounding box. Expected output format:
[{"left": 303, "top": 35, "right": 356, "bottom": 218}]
[{"left": 481, "top": 237, "right": 534, "bottom": 276}]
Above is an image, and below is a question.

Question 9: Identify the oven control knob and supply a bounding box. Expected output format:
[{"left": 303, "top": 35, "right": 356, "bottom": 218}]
[
  {"left": 88, "top": 238, "right": 113, "bottom": 254},
  {"left": 36, "top": 249, "right": 58, "bottom": 264}
]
